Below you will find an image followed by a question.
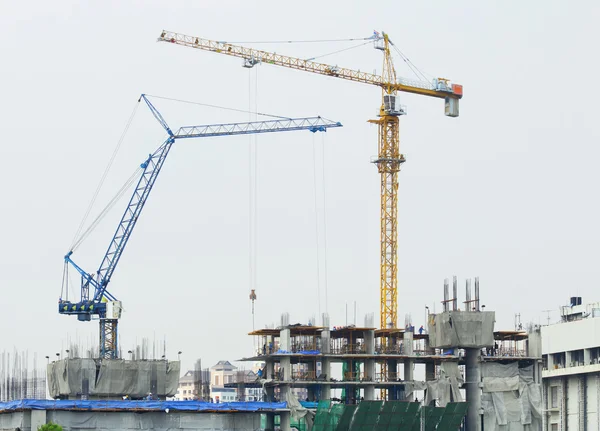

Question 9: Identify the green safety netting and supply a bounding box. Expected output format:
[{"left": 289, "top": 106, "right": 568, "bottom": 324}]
[{"left": 263, "top": 400, "right": 466, "bottom": 431}]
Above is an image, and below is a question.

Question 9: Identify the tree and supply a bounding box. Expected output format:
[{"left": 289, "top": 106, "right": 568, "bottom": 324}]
[{"left": 38, "top": 423, "right": 63, "bottom": 431}]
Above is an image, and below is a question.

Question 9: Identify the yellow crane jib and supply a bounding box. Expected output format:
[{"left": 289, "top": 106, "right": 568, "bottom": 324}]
[{"left": 157, "top": 31, "right": 462, "bottom": 117}]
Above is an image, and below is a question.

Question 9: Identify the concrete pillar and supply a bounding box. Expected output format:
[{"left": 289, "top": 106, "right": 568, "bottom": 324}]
[
  {"left": 403, "top": 361, "right": 414, "bottom": 401},
  {"left": 365, "top": 330, "right": 375, "bottom": 355},
  {"left": 321, "top": 383, "right": 331, "bottom": 401},
  {"left": 566, "top": 350, "right": 572, "bottom": 367},
  {"left": 31, "top": 409, "right": 47, "bottom": 430},
  {"left": 465, "top": 348, "right": 481, "bottom": 431},
  {"left": 585, "top": 348, "right": 591, "bottom": 365},
  {"left": 403, "top": 331, "right": 414, "bottom": 355},
  {"left": 321, "top": 330, "right": 331, "bottom": 354},
  {"left": 364, "top": 384, "right": 375, "bottom": 401},
  {"left": 280, "top": 328, "right": 291, "bottom": 352},
  {"left": 266, "top": 413, "right": 276, "bottom": 431},
  {"left": 365, "top": 359, "right": 375, "bottom": 385},
  {"left": 321, "top": 357, "right": 331, "bottom": 401},
  {"left": 266, "top": 359, "right": 275, "bottom": 380},
  {"left": 280, "top": 357, "right": 292, "bottom": 381},
  {"left": 280, "top": 411, "right": 292, "bottom": 431},
  {"left": 403, "top": 330, "right": 414, "bottom": 401}
]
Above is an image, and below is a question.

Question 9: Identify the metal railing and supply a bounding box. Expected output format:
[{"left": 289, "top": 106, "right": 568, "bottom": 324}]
[{"left": 331, "top": 344, "right": 366, "bottom": 354}]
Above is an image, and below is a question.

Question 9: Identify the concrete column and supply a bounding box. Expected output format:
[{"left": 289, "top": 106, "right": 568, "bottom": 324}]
[
  {"left": 266, "top": 413, "right": 276, "bottom": 431},
  {"left": 403, "top": 362, "right": 414, "bottom": 401},
  {"left": 280, "top": 357, "right": 292, "bottom": 382},
  {"left": 280, "top": 411, "right": 291, "bottom": 431},
  {"left": 365, "top": 359, "right": 376, "bottom": 385},
  {"left": 403, "top": 330, "right": 414, "bottom": 401},
  {"left": 585, "top": 348, "right": 591, "bottom": 365},
  {"left": 266, "top": 359, "right": 275, "bottom": 380},
  {"left": 403, "top": 331, "right": 414, "bottom": 355},
  {"left": 364, "top": 384, "right": 375, "bottom": 401},
  {"left": 321, "top": 330, "right": 331, "bottom": 354},
  {"left": 365, "top": 330, "right": 375, "bottom": 355},
  {"left": 321, "top": 357, "right": 331, "bottom": 401},
  {"left": 321, "top": 383, "right": 331, "bottom": 401},
  {"left": 465, "top": 348, "right": 481, "bottom": 431},
  {"left": 280, "top": 328, "right": 291, "bottom": 352},
  {"left": 31, "top": 409, "right": 47, "bottom": 430}
]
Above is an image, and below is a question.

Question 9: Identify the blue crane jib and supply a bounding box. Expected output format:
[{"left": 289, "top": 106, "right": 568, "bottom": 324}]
[{"left": 59, "top": 94, "right": 342, "bottom": 359}]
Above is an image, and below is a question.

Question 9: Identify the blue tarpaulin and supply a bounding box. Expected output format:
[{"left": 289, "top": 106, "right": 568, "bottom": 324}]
[
  {"left": 0, "top": 399, "right": 287, "bottom": 412},
  {"left": 275, "top": 350, "right": 321, "bottom": 355}
]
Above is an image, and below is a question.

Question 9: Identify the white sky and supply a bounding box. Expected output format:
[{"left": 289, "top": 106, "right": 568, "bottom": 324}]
[{"left": 1, "top": 0, "right": 600, "bottom": 373}]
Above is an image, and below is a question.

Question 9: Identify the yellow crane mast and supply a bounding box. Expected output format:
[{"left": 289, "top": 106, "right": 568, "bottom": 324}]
[{"left": 158, "top": 30, "right": 463, "bottom": 332}]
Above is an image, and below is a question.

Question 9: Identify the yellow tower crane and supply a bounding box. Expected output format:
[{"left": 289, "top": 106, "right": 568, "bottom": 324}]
[{"left": 158, "top": 30, "right": 463, "bottom": 332}]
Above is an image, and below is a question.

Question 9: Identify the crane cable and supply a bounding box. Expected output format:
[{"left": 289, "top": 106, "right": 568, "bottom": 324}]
[
  {"left": 70, "top": 166, "right": 144, "bottom": 251},
  {"left": 305, "top": 40, "right": 374, "bottom": 62},
  {"left": 390, "top": 42, "right": 432, "bottom": 83},
  {"left": 321, "top": 132, "right": 329, "bottom": 315},
  {"left": 312, "top": 133, "right": 322, "bottom": 319},
  {"left": 144, "top": 94, "right": 291, "bottom": 120},
  {"left": 221, "top": 36, "right": 377, "bottom": 45},
  {"left": 69, "top": 101, "right": 140, "bottom": 251},
  {"left": 312, "top": 132, "right": 330, "bottom": 318}
]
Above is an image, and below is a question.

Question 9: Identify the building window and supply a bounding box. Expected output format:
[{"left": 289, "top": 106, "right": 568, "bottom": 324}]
[
  {"left": 551, "top": 423, "right": 558, "bottom": 431},
  {"left": 215, "top": 376, "right": 220, "bottom": 386},
  {"left": 550, "top": 387, "right": 558, "bottom": 409}
]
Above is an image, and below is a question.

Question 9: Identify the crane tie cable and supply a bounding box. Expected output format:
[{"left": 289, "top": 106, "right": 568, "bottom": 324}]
[
  {"left": 71, "top": 166, "right": 143, "bottom": 252},
  {"left": 144, "top": 95, "right": 292, "bottom": 120},
  {"left": 221, "top": 37, "right": 377, "bottom": 44},
  {"left": 305, "top": 40, "right": 373, "bottom": 62},
  {"left": 69, "top": 101, "right": 140, "bottom": 250},
  {"left": 390, "top": 43, "right": 432, "bottom": 83}
]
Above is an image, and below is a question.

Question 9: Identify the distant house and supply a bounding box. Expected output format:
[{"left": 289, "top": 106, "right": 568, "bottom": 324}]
[
  {"left": 210, "top": 360, "right": 238, "bottom": 402},
  {"left": 175, "top": 369, "right": 210, "bottom": 401}
]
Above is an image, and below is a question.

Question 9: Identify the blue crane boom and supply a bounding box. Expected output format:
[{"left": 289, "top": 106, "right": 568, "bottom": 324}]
[{"left": 60, "top": 94, "right": 342, "bottom": 359}]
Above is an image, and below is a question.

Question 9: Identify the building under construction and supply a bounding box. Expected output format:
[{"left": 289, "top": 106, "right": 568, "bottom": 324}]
[{"left": 230, "top": 278, "right": 543, "bottom": 431}]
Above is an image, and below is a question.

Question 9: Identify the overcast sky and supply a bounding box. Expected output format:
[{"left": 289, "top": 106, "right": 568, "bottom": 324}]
[{"left": 1, "top": 1, "right": 599, "bottom": 372}]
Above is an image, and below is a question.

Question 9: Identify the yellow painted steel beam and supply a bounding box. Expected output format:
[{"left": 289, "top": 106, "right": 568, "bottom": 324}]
[{"left": 158, "top": 31, "right": 462, "bottom": 101}]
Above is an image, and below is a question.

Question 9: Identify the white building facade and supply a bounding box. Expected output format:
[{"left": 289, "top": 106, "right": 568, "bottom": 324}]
[{"left": 542, "top": 298, "right": 600, "bottom": 431}]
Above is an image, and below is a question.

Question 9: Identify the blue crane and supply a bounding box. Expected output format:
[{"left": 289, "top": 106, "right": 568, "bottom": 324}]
[{"left": 60, "top": 94, "right": 342, "bottom": 359}]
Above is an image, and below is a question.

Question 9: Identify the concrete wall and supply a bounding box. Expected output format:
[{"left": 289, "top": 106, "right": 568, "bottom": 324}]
[
  {"left": 0, "top": 410, "right": 265, "bottom": 431},
  {"left": 542, "top": 317, "right": 600, "bottom": 354},
  {"left": 0, "top": 411, "right": 27, "bottom": 431},
  {"left": 428, "top": 311, "right": 495, "bottom": 348},
  {"left": 545, "top": 374, "right": 600, "bottom": 431}
]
